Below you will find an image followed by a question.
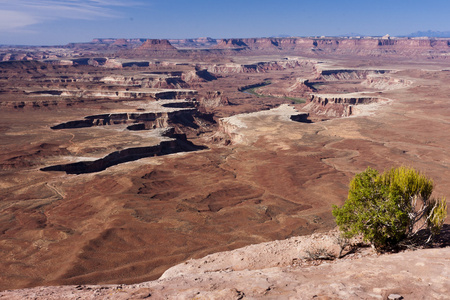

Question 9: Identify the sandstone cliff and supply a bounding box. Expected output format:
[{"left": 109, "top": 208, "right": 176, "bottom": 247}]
[
  {"left": 210, "top": 37, "right": 450, "bottom": 58},
  {"left": 2, "top": 36, "right": 450, "bottom": 63},
  {"left": 169, "top": 37, "right": 217, "bottom": 48},
  {"left": 304, "top": 93, "right": 384, "bottom": 117}
]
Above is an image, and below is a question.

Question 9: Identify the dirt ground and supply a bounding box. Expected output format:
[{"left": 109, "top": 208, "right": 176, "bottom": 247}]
[
  {"left": 1, "top": 228, "right": 449, "bottom": 299},
  {"left": 0, "top": 53, "right": 449, "bottom": 292}
]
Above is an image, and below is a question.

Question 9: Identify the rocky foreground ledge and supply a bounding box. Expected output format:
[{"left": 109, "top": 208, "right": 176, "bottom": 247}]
[{"left": 0, "top": 229, "right": 448, "bottom": 299}]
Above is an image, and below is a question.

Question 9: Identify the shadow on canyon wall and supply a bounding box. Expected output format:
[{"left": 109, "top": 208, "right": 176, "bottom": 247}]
[{"left": 41, "top": 136, "right": 207, "bottom": 174}]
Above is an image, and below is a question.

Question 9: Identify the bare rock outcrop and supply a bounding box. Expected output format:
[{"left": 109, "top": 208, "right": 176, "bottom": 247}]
[
  {"left": 102, "top": 58, "right": 123, "bottom": 68},
  {"left": 207, "top": 63, "right": 261, "bottom": 73},
  {"left": 206, "top": 58, "right": 316, "bottom": 74},
  {"left": 199, "top": 91, "right": 229, "bottom": 108},
  {"left": 181, "top": 69, "right": 217, "bottom": 83},
  {"left": 208, "top": 37, "right": 450, "bottom": 58},
  {"left": 362, "top": 74, "right": 413, "bottom": 90},
  {"left": 100, "top": 74, "right": 190, "bottom": 89},
  {"left": 136, "top": 39, "right": 178, "bottom": 51},
  {"left": 288, "top": 78, "right": 317, "bottom": 93},
  {"left": 2, "top": 37, "right": 450, "bottom": 63},
  {"left": 219, "top": 104, "right": 306, "bottom": 144},
  {"left": 316, "top": 69, "right": 390, "bottom": 81},
  {"left": 169, "top": 37, "right": 217, "bottom": 48},
  {"left": 56, "top": 89, "right": 194, "bottom": 99},
  {"left": 304, "top": 93, "right": 383, "bottom": 117},
  {"left": 212, "top": 39, "right": 249, "bottom": 49},
  {"left": 1, "top": 230, "right": 448, "bottom": 299}
]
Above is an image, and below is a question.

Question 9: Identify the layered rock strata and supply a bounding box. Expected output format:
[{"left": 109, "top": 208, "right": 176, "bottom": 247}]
[
  {"left": 211, "top": 37, "right": 450, "bottom": 57},
  {"left": 135, "top": 39, "right": 178, "bottom": 51},
  {"left": 304, "top": 93, "right": 383, "bottom": 117},
  {"left": 2, "top": 37, "right": 450, "bottom": 62},
  {"left": 41, "top": 131, "right": 205, "bottom": 174}
]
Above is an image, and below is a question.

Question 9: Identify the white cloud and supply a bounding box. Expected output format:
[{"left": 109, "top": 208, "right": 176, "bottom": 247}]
[
  {"left": 0, "top": 0, "right": 139, "bottom": 32},
  {"left": 0, "top": 10, "right": 39, "bottom": 31}
]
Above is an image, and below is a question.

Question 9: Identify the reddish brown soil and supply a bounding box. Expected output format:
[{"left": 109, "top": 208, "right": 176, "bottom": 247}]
[{"left": 0, "top": 52, "right": 449, "bottom": 292}]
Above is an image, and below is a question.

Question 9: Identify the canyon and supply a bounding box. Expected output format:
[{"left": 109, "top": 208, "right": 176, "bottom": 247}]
[
  {"left": 0, "top": 37, "right": 449, "bottom": 298},
  {"left": 3, "top": 35, "right": 450, "bottom": 62}
]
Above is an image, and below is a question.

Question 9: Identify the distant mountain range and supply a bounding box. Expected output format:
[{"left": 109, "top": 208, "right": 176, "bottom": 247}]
[
  {"left": 404, "top": 30, "right": 450, "bottom": 38},
  {"left": 337, "top": 33, "right": 366, "bottom": 37},
  {"left": 337, "top": 31, "right": 450, "bottom": 38},
  {"left": 270, "top": 34, "right": 291, "bottom": 38}
]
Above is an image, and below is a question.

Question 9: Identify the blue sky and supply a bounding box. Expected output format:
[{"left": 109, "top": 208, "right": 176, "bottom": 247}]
[{"left": 1, "top": 0, "right": 450, "bottom": 45}]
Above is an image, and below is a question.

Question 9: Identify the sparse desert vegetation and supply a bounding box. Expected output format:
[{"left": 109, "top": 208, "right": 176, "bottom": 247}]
[
  {"left": 0, "top": 36, "right": 449, "bottom": 298},
  {"left": 333, "top": 166, "right": 447, "bottom": 251}
]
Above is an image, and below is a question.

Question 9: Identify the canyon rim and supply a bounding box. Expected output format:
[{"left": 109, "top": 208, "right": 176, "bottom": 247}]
[{"left": 0, "top": 35, "right": 449, "bottom": 298}]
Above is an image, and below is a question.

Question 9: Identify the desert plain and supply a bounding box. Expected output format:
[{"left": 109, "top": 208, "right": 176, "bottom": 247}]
[{"left": 0, "top": 37, "right": 449, "bottom": 298}]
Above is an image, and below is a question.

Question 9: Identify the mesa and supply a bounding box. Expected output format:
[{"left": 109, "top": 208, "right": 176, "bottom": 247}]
[{"left": 0, "top": 36, "right": 449, "bottom": 292}]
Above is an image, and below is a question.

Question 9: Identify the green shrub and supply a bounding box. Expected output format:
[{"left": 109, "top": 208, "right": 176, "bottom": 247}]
[{"left": 332, "top": 166, "right": 447, "bottom": 251}]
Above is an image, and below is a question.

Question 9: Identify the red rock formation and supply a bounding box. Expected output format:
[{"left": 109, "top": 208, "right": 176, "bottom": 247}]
[
  {"left": 212, "top": 39, "right": 249, "bottom": 49},
  {"left": 205, "top": 59, "right": 315, "bottom": 74},
  {"left": 112, "top": 39, "right": 129, "bottom": 46},
  {"left": 199, "top": 91, "right": 229, "bottom": 108},
  {"left": 169, "top": 37, "right": 217, "bottom": 48},
  {"left": 304, "top": 94, "right": 380, "bottom": 117},
  {"left": 317, "top": 69, "right": 389, "bottom": 81},
  {"left": 239, "top": 38, "right": 280, "bottom": 49},
  {"left": 136, "top": 39, "right": 177, "bottom": 51},
  {"left": 181, "top": 69, "right": 217, "bottom": 83},
  {"left": 209, "top": 37, "right": 450, "bottom": 58},
  {"left": 288, "top": 78, "right": 317, "bottom": 93}
]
